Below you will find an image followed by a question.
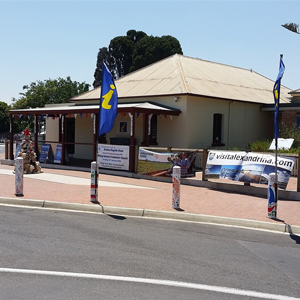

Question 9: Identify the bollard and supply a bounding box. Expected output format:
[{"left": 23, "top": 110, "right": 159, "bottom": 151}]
[
  {"left": 172, "top": 166, "right": 181, "bottom": 209},
  {"left": 267, "top": 172, "right": 277, "bottom": 218},
  {"left": 15, "top": 157, "right": 24, "bottom": 196},
  {"left": 91, "top": 161, "right": 98, "bottom": 203}
]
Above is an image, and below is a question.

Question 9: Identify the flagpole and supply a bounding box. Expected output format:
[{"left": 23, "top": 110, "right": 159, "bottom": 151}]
[
  {"left": 274, "top": 54, "right": 283, "bottom": 218},
  {"left": 275, "top": 126, "right": 278, "bottom": 218}
]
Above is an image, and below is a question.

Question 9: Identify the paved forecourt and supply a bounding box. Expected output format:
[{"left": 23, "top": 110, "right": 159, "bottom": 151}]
[{"left": 0, "top": 159, "right": 300, "bottom": 234}]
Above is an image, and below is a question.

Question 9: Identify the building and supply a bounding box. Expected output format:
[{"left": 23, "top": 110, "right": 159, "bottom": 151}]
[{"left": 8, "top": 54, "right": 300, "bottom": 170}]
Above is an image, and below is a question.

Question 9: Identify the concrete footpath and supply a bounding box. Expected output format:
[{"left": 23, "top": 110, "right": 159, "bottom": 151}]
[{"left": 0, "top": 158, "right": 300, "bottom": 235}]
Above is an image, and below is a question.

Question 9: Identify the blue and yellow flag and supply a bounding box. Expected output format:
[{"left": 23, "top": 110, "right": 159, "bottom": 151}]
[
  {"left": 98, "top": 62, "right": 118, "bottom": 136},
  {"left": 273, "top": 56, "right": 285, "bottom": 139}
]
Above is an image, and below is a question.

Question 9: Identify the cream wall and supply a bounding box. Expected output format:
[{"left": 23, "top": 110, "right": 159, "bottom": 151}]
[
  {"left": 185, "top": 96, "right": 227, "bottom": 149},
  {"left": 73, "top": 116, "right": 94, "bottom": 159},
  {"left": 113, "top": 96, "right": 188, "bottom": 148},
  {"left": 45, "top": 117, "right": 60, "bottom": 156},
  {"left": 156, "top": 96, "right": 188, "bottom": 148},
  {"left": 45, "top": 95, "right": 271, "bottom": 158},
  {"left": 185, "top": 96, "right": 270, "bottom": 150},
  {"left": 106, "top": 113, "right": 144, "bottom": 145},
  {"left": 228, "top": 102, "right": 269, "bottom": 149}
]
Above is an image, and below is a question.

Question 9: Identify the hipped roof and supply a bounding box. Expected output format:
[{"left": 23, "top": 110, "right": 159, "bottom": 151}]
[{"left": 70, "top": 54, "right": 294, "bottom": 105}]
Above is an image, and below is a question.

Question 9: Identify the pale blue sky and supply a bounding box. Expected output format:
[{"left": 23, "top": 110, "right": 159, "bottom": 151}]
[{"left": 1, "top": 0, "right": 300, "bottom": 105}]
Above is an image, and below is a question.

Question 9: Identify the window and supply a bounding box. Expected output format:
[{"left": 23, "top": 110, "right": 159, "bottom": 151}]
[
  {"left": 142, "top": 114, "right": 158, "bottom": 145},
  {"left": 212, "top": 113, "right": 224, "bottom": 147},
  {"left": 66, "top": 118, "right": 75, "bottom": 155},
  {"left": 150, "top": 114, "right": 157, "bottom": 144}
]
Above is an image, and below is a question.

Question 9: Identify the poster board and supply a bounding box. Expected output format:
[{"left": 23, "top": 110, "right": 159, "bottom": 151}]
[
  {"left": 97, "top": 144, "right": 129, "bottom": 170},
  {"left": 39, "top": 144, "right": 51, "bottom": 163},
  {"left": 269, "top": 138, "right": 294, "bottom": 150},
  {"left": 54, "top": 144, "right": 62, "bottom": 164}
]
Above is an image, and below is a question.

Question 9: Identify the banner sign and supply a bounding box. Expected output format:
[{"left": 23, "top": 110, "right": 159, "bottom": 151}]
[
  {"left": 269, "top": 138, "right": 294, "bottom": 150},
  {"left": 54, "top": 144, "right": 62, "bottom": 164},
  {"left": 39, "top": 144, "right": 51, "bottom": 163},
  {"left": 97, "top": 144, "right": 129, "bottom": 171},
  {"left": 138, "top": 148, "right": 197, "bottom": 177},
  {"left": 139, "top": 148, "right": 173, "bottom": 163},
  {"left": 205, "top": 150, "right": 295, "bottom": 190}
]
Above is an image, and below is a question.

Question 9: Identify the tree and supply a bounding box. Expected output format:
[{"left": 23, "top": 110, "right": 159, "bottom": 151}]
[
  {"left": 93, "top": 47, "right": 111, "bottom": 88},
  {"left": 0, "top": 101, "right": 10, "bottom": 135},
  {"left": 93, "top": 30, "right": 183, "bottom": 88},
  {"left": 12, "top": 77, "right": 90, "bottom": 109},
  {"left": 11, "top": 77, "right": 90, "bottom": 133},
  {"left": 282, "top": 23, "right": 300, "bottom": 34},
  {"left": 131, "top": 35, "right": 183, "bottom": 72}
]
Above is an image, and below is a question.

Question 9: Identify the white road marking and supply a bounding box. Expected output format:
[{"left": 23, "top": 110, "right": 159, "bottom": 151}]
[
  {"left": 0, "top": 268, "right": 298, "bottom": 299},
  {"left": 0, "top": 169, "right": 157, "bottom": 189}
]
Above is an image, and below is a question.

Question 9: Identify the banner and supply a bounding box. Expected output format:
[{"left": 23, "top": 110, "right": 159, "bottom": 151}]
[
  {"left": 54, "top": 144, "right": 62, "bottom": 164},
  {"left": 205, "top": 150, "right": 295, "bottom": 190},
  {"left": 98, "top": 62, "right": 118, "bottom": 136},
  {"left": 39, "top": 144, "right": 51, "bottom": 163},
  {"left": 97, "top": 144, "right": 129, "bottom": 171},
  {"left": 138, "top": 148, "right": 197, "bottom": 177}
]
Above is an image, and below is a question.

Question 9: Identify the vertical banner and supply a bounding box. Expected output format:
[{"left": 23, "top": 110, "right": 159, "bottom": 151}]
[
  {"left": 98, "top": 62, "right": 118, "bottom": 136},
  {"left": 93, "top": 114, "right": 96, "bottom": 135},
  {"left": 54, "top": 144, "right": 62, "bottom": 164},
  {"left": 148, "top": 114, "right": 153, "bottom": 135},
  {"left": 128, "top": 113, "right": 133, "bottom": 136},
  {"left": 62, "top": 115, "right": 64, "bottom": 135}
]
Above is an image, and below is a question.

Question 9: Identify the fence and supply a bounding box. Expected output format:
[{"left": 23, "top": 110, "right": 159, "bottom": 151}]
[{"left": 140, "top": 146, "right": 300, "bottom": 175}]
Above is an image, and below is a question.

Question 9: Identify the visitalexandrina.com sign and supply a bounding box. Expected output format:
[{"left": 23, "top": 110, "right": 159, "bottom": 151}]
[
  {"left": 205, "top": 150, "right": 295, "bottom": 190},
  {"left": 97, "top": 144, "right": 129, "bottom": 171}
]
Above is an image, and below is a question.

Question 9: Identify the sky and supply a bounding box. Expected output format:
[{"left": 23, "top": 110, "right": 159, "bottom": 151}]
[{"left": 1, "top": 0, "right": 300, "bottom": 105}]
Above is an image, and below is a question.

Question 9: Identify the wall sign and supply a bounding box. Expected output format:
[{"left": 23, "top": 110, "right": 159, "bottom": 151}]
[{"left": 97, "top": 144, "right": 129, "bottom": 171}]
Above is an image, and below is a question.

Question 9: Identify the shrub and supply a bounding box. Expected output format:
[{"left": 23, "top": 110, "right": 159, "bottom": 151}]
[{"left": 249, "top": 139, "right": 271, "bottom": 152}]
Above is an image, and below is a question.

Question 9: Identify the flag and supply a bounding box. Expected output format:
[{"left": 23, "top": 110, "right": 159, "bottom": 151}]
[
  {"left": 273, "top": 55, "right": 285, "bottom": 139},
  {"left": 98, "top": 62, "right": 118, "bottom": 136}
]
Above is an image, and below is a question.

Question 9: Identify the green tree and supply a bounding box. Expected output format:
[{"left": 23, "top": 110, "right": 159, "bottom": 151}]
[
  {"left": 131, "top": 35, "right": 183, "bottom": 72},
  {"left": 0, "top": 101, "right": 10, "bottom": 135},
  {"left": 282, "top": 23, "right": 299, "bottom": 34},
  {"left": 93, "top": 47, "right": 111, "bottom": 88},
  {"left": 12, "top": 77, "right": 90, "bottom": 109},
  {"left": 93, "top": 30, "right": 183, "bottom": 88}
]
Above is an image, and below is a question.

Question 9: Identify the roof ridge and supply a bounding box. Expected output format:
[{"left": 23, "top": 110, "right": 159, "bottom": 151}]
[
  {"left": 178, "top": 54, "right": 254, "bottom": 73},
  {"left": 174, "top": 54, "right": 189, "bottom": 93}
]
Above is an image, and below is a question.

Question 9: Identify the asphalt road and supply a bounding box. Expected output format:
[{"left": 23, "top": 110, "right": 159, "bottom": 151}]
[{"left": 0, "top": 205, "right": 299, "bottom": 299}]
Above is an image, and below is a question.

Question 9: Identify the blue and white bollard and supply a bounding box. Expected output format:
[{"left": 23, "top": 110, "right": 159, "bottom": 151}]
[
  {"left": 172, "top": 166, "right": 181, "bottom": 209},
  {"left": 15, "top": 157, "right": 24, "bottom": 196},
  {"left": 267, "top": 172, "right": 277, "bottom": 218},
  {"left": 91, "top": 161, "right": 98, "bottom": 203}
]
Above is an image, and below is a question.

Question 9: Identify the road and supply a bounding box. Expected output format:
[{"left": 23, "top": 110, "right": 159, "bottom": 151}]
[{"left": 0, "top": 205, "right": 299, "bottom": 299}]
